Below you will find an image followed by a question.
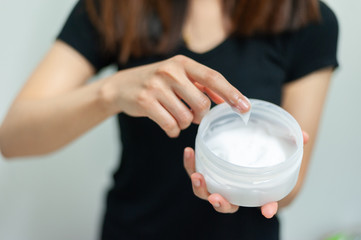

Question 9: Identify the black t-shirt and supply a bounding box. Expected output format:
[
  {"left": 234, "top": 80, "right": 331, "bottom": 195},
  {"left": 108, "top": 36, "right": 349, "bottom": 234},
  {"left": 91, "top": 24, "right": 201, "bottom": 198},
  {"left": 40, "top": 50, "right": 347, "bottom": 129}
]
[{"left": 58, "top": 1, "right": 338, "bottom": 239}]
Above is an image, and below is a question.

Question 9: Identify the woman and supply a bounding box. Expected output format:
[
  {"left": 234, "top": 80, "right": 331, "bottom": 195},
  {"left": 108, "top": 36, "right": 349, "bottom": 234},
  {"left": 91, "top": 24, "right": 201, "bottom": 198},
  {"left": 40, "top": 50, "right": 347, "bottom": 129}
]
[{"left": 0, "top": 0, "right": 338, "bottom": 239}]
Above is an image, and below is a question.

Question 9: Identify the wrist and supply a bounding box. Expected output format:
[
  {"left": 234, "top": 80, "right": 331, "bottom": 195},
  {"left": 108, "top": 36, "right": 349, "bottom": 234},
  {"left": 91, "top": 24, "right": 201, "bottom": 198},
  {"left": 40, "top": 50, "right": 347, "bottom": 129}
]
[{"left": 97, "top": 75, "right": 122, "bottom": 116}]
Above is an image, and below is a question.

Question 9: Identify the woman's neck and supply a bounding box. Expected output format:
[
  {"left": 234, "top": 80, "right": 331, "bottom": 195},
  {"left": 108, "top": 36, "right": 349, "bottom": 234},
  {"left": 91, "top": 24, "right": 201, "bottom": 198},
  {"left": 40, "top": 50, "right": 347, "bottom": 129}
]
[{"left": 183, "top": 0, "right": 231, "bottom": 53}]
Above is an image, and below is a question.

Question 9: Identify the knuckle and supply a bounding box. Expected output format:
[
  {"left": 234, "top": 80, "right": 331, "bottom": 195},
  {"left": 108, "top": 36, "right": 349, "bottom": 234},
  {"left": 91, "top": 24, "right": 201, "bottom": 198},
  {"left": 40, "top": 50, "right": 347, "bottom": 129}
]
[
  {"left": 163, "top": 121, "right": 176, "bottom": 132},
  {"left": 172, "top": 54, "right": 188, "bottom": 64},
  {"left": 168, "top": 129, "right": 180, "bottom": 138},
  {"left": 155, "top": 64, "right": 181, "bottom": 85},
  {"left": 156, "top": 63, "right": 173, "bottom": 76},
  {"left": 204, "top": 70, "right": 223, "bottom": 85},
  {"left": 135, "top": 90, "right": 149, "bottom": 106},
  {"left": 178, "top": 110, "right": 193, "bottom": 129},
  {"left": 162, "top": 120, "right": 179, "bottom": 137},
  {"left": 198, "top": 96, "right": 211, "bottom": 112},
  {"left": 145, "top": 78, "right": 163, "bottom": 92},
  {"left": 172, "top": 74, "right": 187, "bottom": 87},
  {"left": 204, "top": 69, "right": 217, "bottom": 80}
]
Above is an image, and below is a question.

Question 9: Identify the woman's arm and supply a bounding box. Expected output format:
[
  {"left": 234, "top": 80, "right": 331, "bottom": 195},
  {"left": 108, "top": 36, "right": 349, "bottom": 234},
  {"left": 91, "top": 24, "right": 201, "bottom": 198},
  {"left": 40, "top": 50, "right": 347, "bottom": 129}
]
[
  {"left": 0, "top": 41, "right": 249, "bottom": 158},
  {"left": 0, "top": 41, "right": 113, "bottom": 157},
  {"left": 279, "top": 67, "right": 333, "bottom": 208}
]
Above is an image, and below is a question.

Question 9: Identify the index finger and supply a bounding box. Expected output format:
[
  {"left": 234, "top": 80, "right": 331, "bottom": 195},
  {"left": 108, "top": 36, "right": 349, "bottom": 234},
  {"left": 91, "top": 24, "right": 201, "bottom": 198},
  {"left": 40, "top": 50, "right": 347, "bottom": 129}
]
[{"left": 183, "top": 58, "right": 250, "bottom": 113}]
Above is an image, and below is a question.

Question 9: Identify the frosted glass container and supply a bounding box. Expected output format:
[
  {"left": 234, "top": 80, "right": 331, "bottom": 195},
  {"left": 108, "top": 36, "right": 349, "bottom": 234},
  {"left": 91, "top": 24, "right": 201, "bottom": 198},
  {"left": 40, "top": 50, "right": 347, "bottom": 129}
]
[{"left": 195, "top": 99, "right": 304, "bottom": 207}]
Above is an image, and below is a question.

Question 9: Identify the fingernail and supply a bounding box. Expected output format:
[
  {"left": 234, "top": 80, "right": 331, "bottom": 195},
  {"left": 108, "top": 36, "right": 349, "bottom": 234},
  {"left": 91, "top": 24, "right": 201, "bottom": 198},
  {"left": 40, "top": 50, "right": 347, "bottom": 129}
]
[
  {"left": 237, "top": 97, "right": 250, "bottom": 113},
  {"left": 213, "top": 202, "right": 221, "bottom": 208},
  {"left": 192, "top": 179, "right": 200, "bottom": 187}
]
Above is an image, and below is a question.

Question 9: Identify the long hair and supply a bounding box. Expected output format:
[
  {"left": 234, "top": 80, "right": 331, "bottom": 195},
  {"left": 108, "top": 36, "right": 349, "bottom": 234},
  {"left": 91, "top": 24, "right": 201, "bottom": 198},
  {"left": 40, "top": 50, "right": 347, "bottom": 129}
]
[{"left": 85, "top": 0, "right": 320, "bottom": 63}]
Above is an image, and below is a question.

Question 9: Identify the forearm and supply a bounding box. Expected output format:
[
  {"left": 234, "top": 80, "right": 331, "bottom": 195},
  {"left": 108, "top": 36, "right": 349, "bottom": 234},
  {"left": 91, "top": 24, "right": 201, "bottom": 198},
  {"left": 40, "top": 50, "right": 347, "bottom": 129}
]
[
  {"left": 278, "top": 97, "right": 322, "bottom": 208},
  {"left": 278, "top": 68, "right": 332, "bottom": 208},
  {"left": 278, "top": 139, "right": 314, "bottom": 208},
  {"left": 0, "top": 78, "right": 114, "bottom": 158}
]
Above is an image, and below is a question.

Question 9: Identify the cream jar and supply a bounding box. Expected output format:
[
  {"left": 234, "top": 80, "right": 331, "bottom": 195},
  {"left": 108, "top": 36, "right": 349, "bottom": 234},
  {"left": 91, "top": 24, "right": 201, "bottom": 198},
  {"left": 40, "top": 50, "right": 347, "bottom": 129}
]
[{"left": 195, "top": 99, "right": 303, "bottom": 207}]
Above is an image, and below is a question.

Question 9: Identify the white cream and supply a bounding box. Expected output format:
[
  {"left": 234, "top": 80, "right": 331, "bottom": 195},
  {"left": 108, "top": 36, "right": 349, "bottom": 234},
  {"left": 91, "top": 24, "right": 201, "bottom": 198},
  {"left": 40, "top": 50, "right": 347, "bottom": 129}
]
[{"left": 205, "top": 123, "right": 296, "bottom": 168}]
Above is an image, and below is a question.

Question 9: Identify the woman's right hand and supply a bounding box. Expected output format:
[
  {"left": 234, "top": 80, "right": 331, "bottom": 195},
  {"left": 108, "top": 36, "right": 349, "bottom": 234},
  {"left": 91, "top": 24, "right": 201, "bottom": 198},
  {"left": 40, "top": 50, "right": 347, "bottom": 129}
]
[{"left": 100, "top": 55, "right": 250, "bottom": 137}]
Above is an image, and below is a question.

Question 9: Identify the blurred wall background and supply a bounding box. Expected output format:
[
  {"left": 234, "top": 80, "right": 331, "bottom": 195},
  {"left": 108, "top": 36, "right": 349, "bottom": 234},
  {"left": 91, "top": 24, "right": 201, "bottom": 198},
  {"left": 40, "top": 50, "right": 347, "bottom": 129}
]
[{"left": 0, "top": 0, "right": 360, "bottom": 239}]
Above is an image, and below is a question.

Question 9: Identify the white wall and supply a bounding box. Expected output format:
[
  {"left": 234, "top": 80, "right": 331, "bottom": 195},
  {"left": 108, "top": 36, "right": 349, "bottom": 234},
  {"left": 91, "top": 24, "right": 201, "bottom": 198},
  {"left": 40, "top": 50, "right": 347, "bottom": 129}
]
[{"left": 0, "top": 1, "right": 360, "bottom": 240}]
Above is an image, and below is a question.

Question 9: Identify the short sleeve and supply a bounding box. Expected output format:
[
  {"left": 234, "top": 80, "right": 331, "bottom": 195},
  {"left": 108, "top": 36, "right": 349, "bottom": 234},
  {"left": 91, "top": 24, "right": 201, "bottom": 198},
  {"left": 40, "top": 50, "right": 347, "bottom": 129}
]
[
  {"left": 57, "top": 0, "right": 115, "bottom": 72},
  {"left": 285, "top": 1, "right": 339, "bottom": 82}
]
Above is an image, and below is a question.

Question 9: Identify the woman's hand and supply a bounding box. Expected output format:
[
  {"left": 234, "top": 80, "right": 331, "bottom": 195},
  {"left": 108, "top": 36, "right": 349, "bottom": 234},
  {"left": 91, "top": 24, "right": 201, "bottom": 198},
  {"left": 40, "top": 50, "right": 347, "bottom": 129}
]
[
  {"left": 183, "top": 131, "right": 309, "bottom": 218},
  {"left": 100, "top": 55, "right": 250, "bottom": 137}
]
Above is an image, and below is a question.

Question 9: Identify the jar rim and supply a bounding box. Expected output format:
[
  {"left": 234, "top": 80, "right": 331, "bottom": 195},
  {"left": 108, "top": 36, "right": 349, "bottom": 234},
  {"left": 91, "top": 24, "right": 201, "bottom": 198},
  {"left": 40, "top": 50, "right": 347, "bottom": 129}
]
[{"left": 196, "top": 99, "right": 304, "bottom": 176}]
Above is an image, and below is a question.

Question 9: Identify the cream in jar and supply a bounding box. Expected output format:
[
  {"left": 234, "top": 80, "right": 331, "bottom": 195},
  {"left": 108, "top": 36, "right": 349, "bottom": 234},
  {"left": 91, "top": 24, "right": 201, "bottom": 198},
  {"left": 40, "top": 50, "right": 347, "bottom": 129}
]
[{"left": 205, "top": 122, "right": 297, "bottom": 168}]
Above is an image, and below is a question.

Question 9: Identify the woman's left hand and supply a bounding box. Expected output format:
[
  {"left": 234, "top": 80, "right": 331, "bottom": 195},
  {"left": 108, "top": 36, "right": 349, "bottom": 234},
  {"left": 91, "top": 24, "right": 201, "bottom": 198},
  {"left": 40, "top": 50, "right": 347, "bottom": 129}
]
[{"left": 183, "top": 131, "right": 309, "bottom": 218}]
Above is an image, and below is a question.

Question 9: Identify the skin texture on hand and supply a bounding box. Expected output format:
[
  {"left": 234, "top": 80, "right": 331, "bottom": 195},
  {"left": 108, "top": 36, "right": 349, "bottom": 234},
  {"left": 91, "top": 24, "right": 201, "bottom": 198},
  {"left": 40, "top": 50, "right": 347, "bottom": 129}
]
[
  {"left": 183, "top": 131, "right": 309, "bottom": 218},
  {"left": 100, "top": 55, "right": 250, "bottom": 138}
]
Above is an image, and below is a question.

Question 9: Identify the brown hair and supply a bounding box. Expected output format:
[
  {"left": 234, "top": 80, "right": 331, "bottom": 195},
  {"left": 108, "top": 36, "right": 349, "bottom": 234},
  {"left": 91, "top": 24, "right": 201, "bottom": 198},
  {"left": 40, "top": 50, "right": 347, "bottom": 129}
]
[{"left": 86, "top": 0, "right": 320, "bottom": 63}]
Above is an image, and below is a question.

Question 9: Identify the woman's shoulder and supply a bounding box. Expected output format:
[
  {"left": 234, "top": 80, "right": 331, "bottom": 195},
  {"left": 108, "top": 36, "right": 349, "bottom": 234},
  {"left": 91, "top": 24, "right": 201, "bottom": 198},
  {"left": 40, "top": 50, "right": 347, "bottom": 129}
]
[
  {"left": 312, "top": 1, "right": 339, "bottom": 38},
  {"left": 279, "top": 1, "right": 339, "bottom": 82},
  {"left": 57, "top": 0, "right": 116, "bottom": 72},
  {"left": 290, "top": 1, "right": 338, "bottom": 41},
  {"left": 319, "top": 1, "right": 338, "bottom": 27}
]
